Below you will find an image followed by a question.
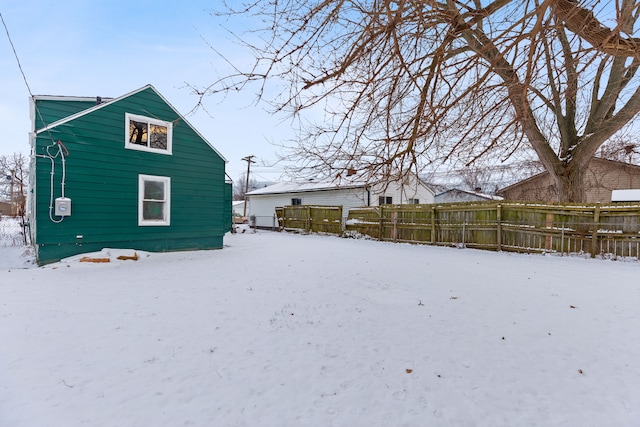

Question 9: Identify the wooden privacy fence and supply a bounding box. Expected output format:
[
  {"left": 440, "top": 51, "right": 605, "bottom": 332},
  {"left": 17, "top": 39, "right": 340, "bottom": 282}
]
[
  {"left": 276, "top": 205, "right": 343, "bottom": 234},
  {"left": 344, "top": 202, "right": 640, "bottom": 259}
]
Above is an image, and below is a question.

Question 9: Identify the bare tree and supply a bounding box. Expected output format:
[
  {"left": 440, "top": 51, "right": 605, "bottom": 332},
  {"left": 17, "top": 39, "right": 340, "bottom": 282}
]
[
  {"left": 0, "top": 153, "right": 28, "bottom": 216},
  {"left": 195, "top": 0, "right": 640, "bottom": 202},
  {"left": 423, "top": 158, "right": 544, "bottom": 194},
  {"left": 598, "top": 133, "right": 640, "bottom": 163},
  {"left": 233, "top": 173, "right": 258, "bottom": 200},
  {"left": 457, "top": 166, "right": 495, "bottom": 193}
]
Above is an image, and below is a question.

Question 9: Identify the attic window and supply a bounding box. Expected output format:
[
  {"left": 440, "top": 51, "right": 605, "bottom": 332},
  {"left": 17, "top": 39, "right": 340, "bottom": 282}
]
[{"left": 125, "top": 113, "right": 173, "bottom": 155}]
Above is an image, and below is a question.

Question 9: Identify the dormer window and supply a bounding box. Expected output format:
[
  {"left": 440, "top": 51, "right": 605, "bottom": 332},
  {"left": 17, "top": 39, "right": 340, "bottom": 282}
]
[{"left": 125, "top": 113, "right": 172, "bottom": 155}]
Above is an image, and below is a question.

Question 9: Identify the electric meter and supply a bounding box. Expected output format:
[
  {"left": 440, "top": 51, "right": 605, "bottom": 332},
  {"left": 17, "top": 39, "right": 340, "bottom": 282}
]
[{"left": 55, "top": 197, "right": 72, "bottom": 217}]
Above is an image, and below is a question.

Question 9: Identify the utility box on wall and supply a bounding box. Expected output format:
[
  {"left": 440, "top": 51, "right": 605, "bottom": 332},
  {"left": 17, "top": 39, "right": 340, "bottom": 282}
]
[{"left": 55, "top": 197, "right": 72, "bottom": 216}]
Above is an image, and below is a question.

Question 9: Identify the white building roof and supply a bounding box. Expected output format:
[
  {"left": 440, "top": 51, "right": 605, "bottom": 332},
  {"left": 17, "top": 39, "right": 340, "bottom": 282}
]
[
  {"left": 247, "top": 180, "right": 369, "bottom": 196},
  {"left": 611, "top": 189, "right": 640, "bottom": 202}
]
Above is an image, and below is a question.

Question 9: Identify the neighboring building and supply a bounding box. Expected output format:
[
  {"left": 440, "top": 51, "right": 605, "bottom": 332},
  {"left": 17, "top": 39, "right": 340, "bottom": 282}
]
[
  {"left": 246, "top": 175, "right": 435, "bottom": 228},
  {"left": 434, "top": 188, "right": 503, "bottom": 204},
  {"left": 497, "top": 158, "right": 640, "bottom": 203},
  {"left": 250, "top": 181, "right": 277, "bottom": 191},
  {"left": 29, "top": 85, "right": 230, "bottom": 265},
  {"left": 232, "top": 200, "right": 246, "bottom": 216},
  {"left": 0, "top": 200, "right": 12, "bottom": 216}
]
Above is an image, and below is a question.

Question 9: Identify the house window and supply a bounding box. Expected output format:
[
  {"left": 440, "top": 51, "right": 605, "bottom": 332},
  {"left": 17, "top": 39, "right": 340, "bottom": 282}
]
[
  {"left": 138, "top": 174, "right": 170, "bottom": 226},
  {"left": 291, "top": 198, "right": 302, "bottom": 206},
  {"left": 125, "top": 113, "right": 173, "bottom": 155},
  {"left": 409, "top": 198, "right": 420, "bottom": 204},
  {"left": 379, "top": 196, "right": 393, "bottom": 205}
]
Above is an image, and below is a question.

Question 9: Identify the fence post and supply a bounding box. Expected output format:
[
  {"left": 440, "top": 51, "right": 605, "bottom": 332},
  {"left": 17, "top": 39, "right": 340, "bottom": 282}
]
[
  {"left": 462, "top": 221, "right": 466, "bottom": 248},
  {"left": 496, "top": 204, "right": 502, "bottom": 252},
  {"left": 377, "top": 206, "right": 383, "bottom": 240},
  {"left": 590, "top": 203, "right": 601, "bottom": 258},
  {"left": 431, "top": 206, "right": 436, "bottom": 245},
  {"left": 545, "top": 212, "right": 553, "bottom": 250},
  {"left": 306, "top": 206, "right": 311, "bottom": 233},
  {"left": 392, "top": 211, "right": 398, "bottom": 242},
  {"left": 282, "top": 207, "right": 288, "bottom": 230}
]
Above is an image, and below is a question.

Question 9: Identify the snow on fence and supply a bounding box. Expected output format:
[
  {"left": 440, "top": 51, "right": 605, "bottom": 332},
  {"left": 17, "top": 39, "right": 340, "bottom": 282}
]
[
  {"left": 0, "top": 216, "right": 29, "bottom": 247},
  {"left": 276, "top": 202, "right": 640, "bottom": 259}
]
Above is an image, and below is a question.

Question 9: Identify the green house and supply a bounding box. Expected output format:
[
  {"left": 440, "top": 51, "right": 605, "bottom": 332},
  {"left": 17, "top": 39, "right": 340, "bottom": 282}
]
[{"left": 29, "top": 85, "right": 232, "bottom": 265}]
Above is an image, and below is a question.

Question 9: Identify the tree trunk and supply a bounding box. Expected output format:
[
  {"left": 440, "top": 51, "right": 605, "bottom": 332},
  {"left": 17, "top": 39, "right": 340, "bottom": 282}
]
[{"left": 550, "top": 163, "right": 586, "bottom": 203}]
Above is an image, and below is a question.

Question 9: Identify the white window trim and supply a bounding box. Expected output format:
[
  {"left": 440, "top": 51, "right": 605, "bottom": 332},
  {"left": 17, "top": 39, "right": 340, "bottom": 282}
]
[
  {"left": 125, "top": 113, "right": 173, "bottom": 155},
  {"left": 138, "top": 174, "right": 171, "bottom": 226}
]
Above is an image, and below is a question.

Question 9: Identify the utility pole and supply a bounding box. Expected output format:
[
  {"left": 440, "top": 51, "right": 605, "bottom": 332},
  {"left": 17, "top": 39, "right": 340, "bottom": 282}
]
[
  {"left": 9, "top": 169, "right": 15, "bottom": 216},
  {"left": 241, "top": 155, "right": 256, "bottom": 217}
]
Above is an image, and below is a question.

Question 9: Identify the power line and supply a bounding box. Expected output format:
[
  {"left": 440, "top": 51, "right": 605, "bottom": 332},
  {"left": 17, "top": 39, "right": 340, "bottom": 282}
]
[
  {"left": 1, "top": 11, "right": 59, "bottom": 149},
  {"left": 1, "top": 11, "right": 33, "bottom": 97}
]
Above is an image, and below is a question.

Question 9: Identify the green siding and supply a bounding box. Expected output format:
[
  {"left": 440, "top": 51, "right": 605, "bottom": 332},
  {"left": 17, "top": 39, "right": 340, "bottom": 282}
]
[
  {"left": 32, "top": 86, "right": 227, "bottom": 265},
  {"left": 34, "top": 99, "right": 98, "bottom": 130}
]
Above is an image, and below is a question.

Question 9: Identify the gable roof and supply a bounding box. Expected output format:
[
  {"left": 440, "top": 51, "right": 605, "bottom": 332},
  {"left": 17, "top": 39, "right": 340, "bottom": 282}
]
[
  {"left": 247, "top": 180, "right": 370, "bottom": 196},
  {"left": 33, "top": 84, "right": 226, "bottom": 162}
]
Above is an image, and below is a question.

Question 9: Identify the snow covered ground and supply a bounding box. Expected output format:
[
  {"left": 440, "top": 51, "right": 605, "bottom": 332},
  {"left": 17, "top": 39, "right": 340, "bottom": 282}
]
[{"left": 1, "top": 230, "right": 639, "bottom": 426}]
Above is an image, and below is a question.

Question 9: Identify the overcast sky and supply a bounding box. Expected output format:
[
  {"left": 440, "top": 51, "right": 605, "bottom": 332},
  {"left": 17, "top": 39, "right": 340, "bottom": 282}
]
[{"left": 1, "top": 1, "right": 295, "bottom": 183}]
